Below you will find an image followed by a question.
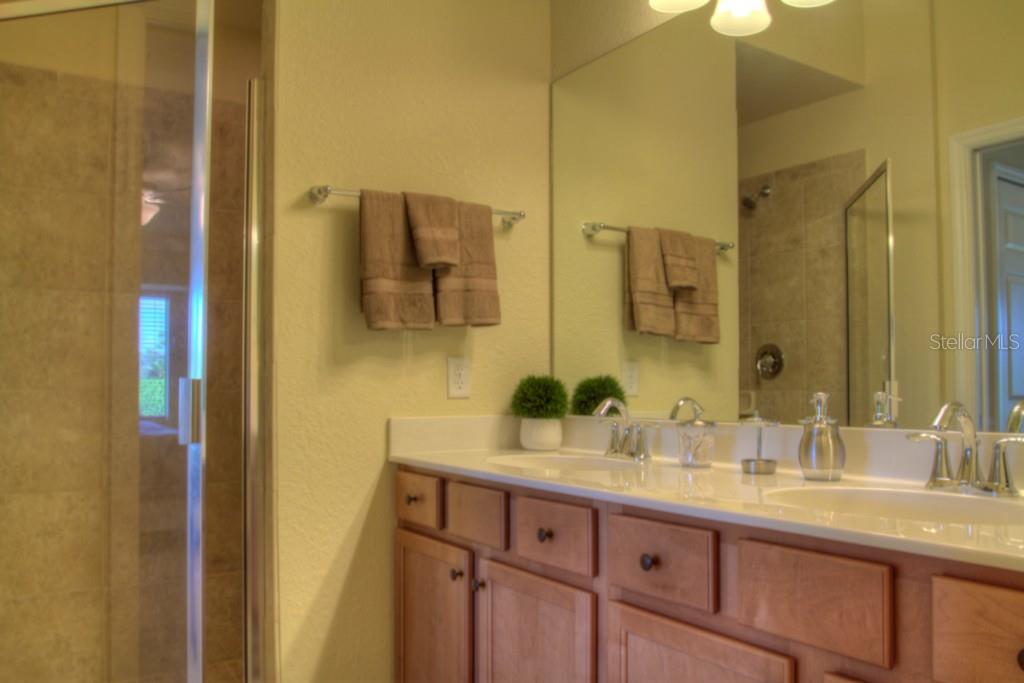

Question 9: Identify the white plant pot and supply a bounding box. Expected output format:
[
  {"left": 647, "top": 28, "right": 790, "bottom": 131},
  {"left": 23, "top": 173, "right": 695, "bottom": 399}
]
[{"left": 519, "top": 418, "right": 563, "bottom": 451}]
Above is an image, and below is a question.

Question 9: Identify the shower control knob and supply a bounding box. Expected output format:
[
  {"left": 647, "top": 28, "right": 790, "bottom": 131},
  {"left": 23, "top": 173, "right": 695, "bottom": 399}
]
[{"left": 755, "top": 344, "right": 784, "bottom": 380}]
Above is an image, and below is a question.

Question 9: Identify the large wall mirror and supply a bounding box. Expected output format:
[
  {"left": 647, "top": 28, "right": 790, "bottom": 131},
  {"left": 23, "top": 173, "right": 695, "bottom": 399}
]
[{"left": 552, "top": 0, "right": 1024, "bottom": 431}]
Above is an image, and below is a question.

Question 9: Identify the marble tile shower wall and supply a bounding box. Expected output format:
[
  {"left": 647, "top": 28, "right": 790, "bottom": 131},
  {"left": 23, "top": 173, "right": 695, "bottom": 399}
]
[
  {"left": 738, "top": 151, "right": 866, "bottom": 425},
  {"left": 0, "top": 61, "right": 243, "bottom": 682}
]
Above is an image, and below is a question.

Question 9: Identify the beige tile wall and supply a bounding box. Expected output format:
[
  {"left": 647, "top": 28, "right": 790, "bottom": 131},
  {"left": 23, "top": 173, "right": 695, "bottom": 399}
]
[
  {"left": 0, "top": 58, "right": 244, "bottom": 683},
  {"left": 739, "top": 150, "right": 866, "bottom": 424}
]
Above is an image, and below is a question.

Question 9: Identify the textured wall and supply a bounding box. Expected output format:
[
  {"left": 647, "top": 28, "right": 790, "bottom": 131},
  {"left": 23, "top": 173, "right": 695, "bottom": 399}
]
[
  {"left": 552, "top": 17, "right": 738, "bottom": 419},
  {"left": 267, "top": 1, "right": 551, "bottom": 680}
]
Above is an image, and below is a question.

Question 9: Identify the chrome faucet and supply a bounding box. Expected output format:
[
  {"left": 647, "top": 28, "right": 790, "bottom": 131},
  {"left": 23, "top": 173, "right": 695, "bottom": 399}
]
[
  {"left": 669, "top": 396, "right": 705, "bottom": 423},
  {"left": 906, "top": 402, "right": 994, "bottom": 493},
  {"left": 1007, "top": 400, "right": 1024, "bottom": 433},
  {"left": 931, "top": 402, "right": 982, "bottom": 488},
  {"left": 593, "top": 398, "right": 649, "bottom": 462}
]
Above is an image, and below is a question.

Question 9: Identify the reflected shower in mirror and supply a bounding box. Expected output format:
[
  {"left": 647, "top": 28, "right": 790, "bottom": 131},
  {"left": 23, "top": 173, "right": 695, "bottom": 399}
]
[{"left": 551, "top": 0, "right": 1024, "bottom": 431}]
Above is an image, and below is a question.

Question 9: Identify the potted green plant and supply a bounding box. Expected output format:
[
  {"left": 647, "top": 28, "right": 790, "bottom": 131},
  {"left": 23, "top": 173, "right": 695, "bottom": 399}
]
[
  {"left": 510, "top": 375, "right": 569, "bottom": 450},
  {"left": 571, "top": 375, "right": 627, "bottom": 416}
]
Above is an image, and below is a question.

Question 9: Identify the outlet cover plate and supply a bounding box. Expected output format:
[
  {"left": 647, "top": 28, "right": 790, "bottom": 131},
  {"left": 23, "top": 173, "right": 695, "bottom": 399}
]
[{"left": 447, "top": 357, "right": 471, "bottom": 399}]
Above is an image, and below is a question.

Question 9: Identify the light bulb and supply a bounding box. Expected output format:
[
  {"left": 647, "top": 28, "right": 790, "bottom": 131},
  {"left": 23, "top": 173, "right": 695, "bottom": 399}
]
[
  {"left": 710, "top": 0, "right": 772, "bottom": 36},
  {"left": 649, "top": 0, "right": 711, "bottom": 13},
  {"left": 780, "top": 0, "right": 835, "bottom": 6}
]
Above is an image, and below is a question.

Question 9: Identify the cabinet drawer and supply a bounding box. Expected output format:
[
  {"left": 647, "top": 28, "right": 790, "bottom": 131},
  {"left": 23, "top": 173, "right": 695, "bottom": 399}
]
[
  {"left": 932, "top": 576, "right": 1024, "bottom": 683},
  {"left": 737, "top": 540, "right": 893, "bottom": 668},
  {"left": 607, "top": 514, "right": 717, "bottom": 612},
  {"left": 446, "top": 482, "right": 508, "bottom": 550},
  {"left": 396, "top": 471, "right": 443, "bottom": 529},
  {"left": 607, "top": 601, "right": 795, "bottom": 683},
  {"left": 513, "top": 496, "right": 596, "bottom": 576}
]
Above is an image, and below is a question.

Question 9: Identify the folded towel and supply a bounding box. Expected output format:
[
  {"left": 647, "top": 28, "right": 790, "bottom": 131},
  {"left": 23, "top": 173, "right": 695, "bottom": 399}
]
[
  {"left": 659, "top": 229, "right": 699, "bottom": 290},
  {"left": 626, "top": 227, "right": 674, "bottom": 336},
  {"left": 435, "top": 202, "right": 501, "bottom": 326},
  {"left": 673, "top": 235, "right": 720, "bottom": 344},
  {"left": 404, "top": 192, "right": 461, "bottom": 268},
  {"left": 359, "top": 190, "right": 435, "bottom": 330}
]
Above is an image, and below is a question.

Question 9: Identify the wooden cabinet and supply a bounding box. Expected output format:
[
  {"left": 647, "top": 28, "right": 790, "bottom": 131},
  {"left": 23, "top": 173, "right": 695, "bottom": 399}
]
[
  {"left": 447, "top": 481, "right": 508, "bottom": 550},
  {"left": 737, "top": 539, "right": 894, "bottom": 668},
  {"left": 396, "top": 471, "right": 444, "bottom": 529},
  {"left": 514, "top": 496, "right": 597, "bottom": 576},
  {"left": 395, "top": 529, "right": 472, "bottom": 683},
  {"left": 607, "top": 514, "right": 718, "bottom": 612},
  {"left": 607, "top": 601, "right": 795, "bottom": 683},
  {"left": 476, "top": 558, "right": 596, "bottom": 683},
  {"left": 932, "top": 575, "right": 1024, "bottom": 682}
]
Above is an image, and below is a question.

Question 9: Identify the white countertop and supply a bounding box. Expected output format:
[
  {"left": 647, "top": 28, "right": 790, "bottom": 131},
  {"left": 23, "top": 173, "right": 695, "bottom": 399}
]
[{"left": 389, "top": 417, "right": 1024, "bottom": 573}]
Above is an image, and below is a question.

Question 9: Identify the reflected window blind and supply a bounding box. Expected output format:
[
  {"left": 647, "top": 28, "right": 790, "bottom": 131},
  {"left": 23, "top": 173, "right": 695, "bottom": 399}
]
[{"left": 139, "top": 296, "right": 170, "bottom": 418}]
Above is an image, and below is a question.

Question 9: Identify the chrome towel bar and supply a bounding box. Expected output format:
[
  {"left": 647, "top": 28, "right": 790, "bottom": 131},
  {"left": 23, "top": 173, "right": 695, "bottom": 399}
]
[
  {"left": 581, "top": 222, "right": 735, "bottom": 253},
  {"left": 308, "top": 185, "right": 526, "bottom": 229}
]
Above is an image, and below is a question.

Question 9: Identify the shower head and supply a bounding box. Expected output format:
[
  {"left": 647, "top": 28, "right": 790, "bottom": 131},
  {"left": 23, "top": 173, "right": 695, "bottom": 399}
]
[{"left": 741, "top": 184, "right": 772, "bottom": 210}]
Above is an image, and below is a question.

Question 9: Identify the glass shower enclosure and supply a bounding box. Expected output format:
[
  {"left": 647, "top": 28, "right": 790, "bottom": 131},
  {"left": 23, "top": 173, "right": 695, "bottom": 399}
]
[{"left": 0, "top": 0, "right": 246, "bottom": 680}]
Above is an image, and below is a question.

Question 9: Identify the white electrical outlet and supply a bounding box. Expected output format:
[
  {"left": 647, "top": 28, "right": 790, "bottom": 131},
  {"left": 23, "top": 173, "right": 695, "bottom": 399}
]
[
  {"left": 621, "top": 361, "right": 639, "bottom": 397},
  {"left": 447, "top": 357, "right": 471, "bottom": 399}
]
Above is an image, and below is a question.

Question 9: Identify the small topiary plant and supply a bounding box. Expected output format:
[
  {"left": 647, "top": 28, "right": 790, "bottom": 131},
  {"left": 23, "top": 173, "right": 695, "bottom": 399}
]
[
  {"left": 510, "top": 375, "right": 569, "bottom": 420},
  {"left": 571, "top": 375, "right": 627, "bottom": 416}
]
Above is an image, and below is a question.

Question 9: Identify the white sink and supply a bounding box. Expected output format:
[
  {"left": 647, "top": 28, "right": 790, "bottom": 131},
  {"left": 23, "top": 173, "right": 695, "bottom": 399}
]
[
  {"left": 486, "top": 453, "right": 640, "bottom": 472},
  {"left": 765, "top": 487, "right": 1024, "bottom": 526}
]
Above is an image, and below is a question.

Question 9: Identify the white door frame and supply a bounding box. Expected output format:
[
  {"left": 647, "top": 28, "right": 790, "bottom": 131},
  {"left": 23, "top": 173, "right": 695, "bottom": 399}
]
[{"left": 949, "top": 116, "right": 1024, "bottom": 425}]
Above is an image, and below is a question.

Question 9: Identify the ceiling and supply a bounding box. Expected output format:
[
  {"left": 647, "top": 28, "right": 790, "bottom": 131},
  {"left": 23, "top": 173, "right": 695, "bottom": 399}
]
[{"left": 736, "top": 42, "right": 862, "bottom": 125}]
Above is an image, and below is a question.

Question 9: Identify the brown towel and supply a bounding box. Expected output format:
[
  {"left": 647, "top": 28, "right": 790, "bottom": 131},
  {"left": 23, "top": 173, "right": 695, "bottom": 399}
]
[
  {"left": 359, "top": 190, "right": 435, "bottom": 330},
  {"left": 404, "top": 192, "right": 460, "bottom": 268},
  {"left": 626, "top": 227, "right": 674, "bottom": 336},
  {"left": 435, "top": 202, "right": 501, "bottom": 326},
  {"left": 673, "top": 235, "right": 720, "bottom": 343},
  {"left": 659, "top": 229, "right": 699, "bottom": 290}
]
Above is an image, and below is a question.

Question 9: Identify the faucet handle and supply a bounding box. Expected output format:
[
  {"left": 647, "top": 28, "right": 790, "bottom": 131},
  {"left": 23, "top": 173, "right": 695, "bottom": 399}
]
[
  {"left": 907, "top": 432, "right": 955, "bottom": 489},
  {"left": 986, "top": 436, "right": 1024, "bottom": 497}
]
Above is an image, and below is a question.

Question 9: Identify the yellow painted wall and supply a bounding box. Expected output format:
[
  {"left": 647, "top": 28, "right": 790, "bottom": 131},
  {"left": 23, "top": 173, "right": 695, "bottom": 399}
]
[
  {"left": 932, "top": 0, "right": 1024, "bottom": 405},
  {"left": 738, "top": 0, "right": 940, "bottom": 428},
  {"left": 267, "top": 1, "right": 551, "bottom": 680},
  {"left": 552, "top": 16, "right": 738, "bottom": 419}
]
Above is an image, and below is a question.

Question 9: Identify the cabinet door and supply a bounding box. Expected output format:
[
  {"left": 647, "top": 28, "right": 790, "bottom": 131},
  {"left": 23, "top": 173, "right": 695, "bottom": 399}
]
[
  {"left": 607, "top": 602, "right": 795, "bottom": 683},
  {"left": 396, "top": 529, "right": 472, "bottom": 683},
  {"left": 476, "top": 558, "right": 595, "bottom": 683}
]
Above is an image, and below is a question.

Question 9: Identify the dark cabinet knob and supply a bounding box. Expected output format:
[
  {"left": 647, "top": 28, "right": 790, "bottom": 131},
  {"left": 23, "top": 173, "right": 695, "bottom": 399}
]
[
  {"left": 471, "top": 579, "right": 486, "bottom": 592},
  {"left": 1018, "top": 648, "right": 1024, "bottom": 671},
  {"left": 536, "top": 528, "right": 555, "bottom": 543},
  {"left": 640, "top": 554, "right": 660, "bottom": 572},
  {"left": 449, "top": 568, "right": 464, "bottom": 581},
  {"left": 405, "top": 494, "right": 420, "bottom": 505}
]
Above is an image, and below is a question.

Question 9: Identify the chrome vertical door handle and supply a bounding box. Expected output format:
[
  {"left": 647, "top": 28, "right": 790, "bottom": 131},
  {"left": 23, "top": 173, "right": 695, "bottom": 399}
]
[{"left": 178, "top": 377, "right": 203, "bottom": 446}]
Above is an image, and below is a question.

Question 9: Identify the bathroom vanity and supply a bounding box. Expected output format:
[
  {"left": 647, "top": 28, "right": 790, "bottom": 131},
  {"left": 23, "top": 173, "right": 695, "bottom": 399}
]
[{"left": 390, "top": 417, "right": 1024, "bottom": 683}]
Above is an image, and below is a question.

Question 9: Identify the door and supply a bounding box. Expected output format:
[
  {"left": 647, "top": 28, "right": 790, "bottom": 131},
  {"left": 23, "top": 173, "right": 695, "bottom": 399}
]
[
  {"left": 989, "top": 165, "right": 1024, "bottom": 431},
  {"left": 395, "top": 529, "right": 473, "bottom": 683},
  {"left": 607, "top": 602, "right": 794, "bottom": 683},
  {"left": 476, "top": 558, "right": 596, "bottom": 683},
  {"left": 0, "top": 2, "right": 217, "bottom": 681}
]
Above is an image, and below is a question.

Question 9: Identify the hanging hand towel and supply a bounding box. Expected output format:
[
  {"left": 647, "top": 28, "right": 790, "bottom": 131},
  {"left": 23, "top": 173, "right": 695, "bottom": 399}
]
[
  {"left": 435, "top": 201, "right": 501, "bottom": 326},
  {"left": 673, "top": 235, "right": 720, "bottom": 344},
  {"left": 359, "top": 190, "right": 435, "bottom": 330},
  {"left": 659, "top": 228, "right": 699, "bottom": 290},
  {"left": 404, "top": 192, "right": 461, "bottom": 268},
  {"left": 627, "top": 227, "right": 674, "bottom": 336}
]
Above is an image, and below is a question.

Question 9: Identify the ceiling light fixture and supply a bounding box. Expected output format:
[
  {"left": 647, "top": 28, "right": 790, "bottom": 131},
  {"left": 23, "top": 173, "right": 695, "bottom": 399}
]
[
  {"left": 710, "top": 0, "right": 772, "bottom": 37},
  {"left": 650, "top": 0, "right": 832, "bottom": 37}
]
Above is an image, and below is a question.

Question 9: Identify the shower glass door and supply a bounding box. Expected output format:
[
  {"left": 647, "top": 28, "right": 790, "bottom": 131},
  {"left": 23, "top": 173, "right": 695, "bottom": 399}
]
[{"left": 0, "top": 1, "right": 213, "bottom": 680}]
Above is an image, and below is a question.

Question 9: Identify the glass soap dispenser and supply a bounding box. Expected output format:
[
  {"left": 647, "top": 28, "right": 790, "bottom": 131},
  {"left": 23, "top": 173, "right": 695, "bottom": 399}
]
[{"left": 798, "top": 392, "right": 846, "bottom": 481}]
